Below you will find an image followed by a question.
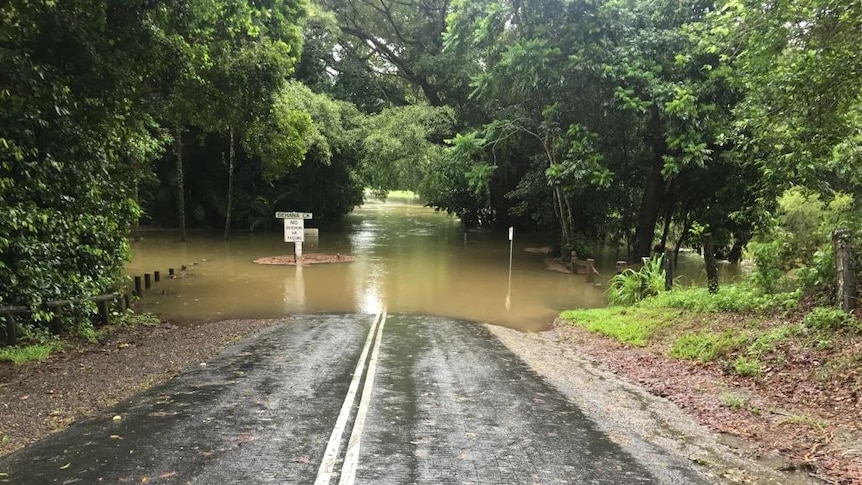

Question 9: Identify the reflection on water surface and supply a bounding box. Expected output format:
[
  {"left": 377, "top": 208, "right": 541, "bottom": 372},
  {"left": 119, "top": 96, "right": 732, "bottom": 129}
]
[{"left": 127, "top": 200, "right": 739, "bottom": 332}]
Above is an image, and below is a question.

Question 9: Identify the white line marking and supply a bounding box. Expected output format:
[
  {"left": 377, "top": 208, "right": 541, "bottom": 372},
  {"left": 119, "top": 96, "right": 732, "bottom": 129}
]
[
  {"left": 338, "top": 311, "right": 387, "bottom": 485},
  {"left": 314, "top": 312, "right": 382, "bottom": 485}
]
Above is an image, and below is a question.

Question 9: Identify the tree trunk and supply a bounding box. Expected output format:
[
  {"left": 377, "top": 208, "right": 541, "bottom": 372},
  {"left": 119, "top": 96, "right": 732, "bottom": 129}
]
[
  {"left": 553, "top": 185, "right": 573, "bottom": 251},
  {"left": 674, "top": 212, "right": 691, "bottom": 265},
  {"left": 833, "top": 228, "right": 856, "bottom": 313},
  {"left": 175, "top": 126, "right": 186, "bottom": 242},
  {"left": 633, "top": 105, "right": 667, "bottom": 259},
  {"left": 224, "top": 126, "right": 235, "bottom": 240},
  {"left": 703, "top": 233, "right": 719, "bottom": 294}
]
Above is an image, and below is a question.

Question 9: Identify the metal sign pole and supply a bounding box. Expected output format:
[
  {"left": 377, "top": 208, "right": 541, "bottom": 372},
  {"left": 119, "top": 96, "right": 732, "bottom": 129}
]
[{"left": 507, "top": 227, "right": 513, "bottom": 310}]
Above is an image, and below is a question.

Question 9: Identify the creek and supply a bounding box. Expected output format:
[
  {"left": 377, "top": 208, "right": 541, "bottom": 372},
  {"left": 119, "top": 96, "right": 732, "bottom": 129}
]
[{"left": 127, "top": 197, "right": 741, "bottom": 332}]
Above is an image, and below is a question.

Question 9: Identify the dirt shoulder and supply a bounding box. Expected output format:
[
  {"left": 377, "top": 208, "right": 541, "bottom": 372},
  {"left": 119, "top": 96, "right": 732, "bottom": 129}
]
[
  {"left": 487, "top": 321, "right": 860, "bottom": 485},
  {"left": 0, "top": 319, "right": 278, "bottom": 457}
]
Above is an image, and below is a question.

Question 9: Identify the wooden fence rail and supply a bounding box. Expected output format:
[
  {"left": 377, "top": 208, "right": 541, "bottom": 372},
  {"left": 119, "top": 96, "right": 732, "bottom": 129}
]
[
  {"left": 1, "top": 263, "right": 192, "bottom": 347},
  {"left": 1, "top": 293, "right": 121, "bottom": 346}
]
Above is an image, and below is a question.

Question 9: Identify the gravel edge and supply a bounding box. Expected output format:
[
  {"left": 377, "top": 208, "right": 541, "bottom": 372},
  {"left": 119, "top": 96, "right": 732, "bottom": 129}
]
[{"left": 484, "top": 323, "right": 823, "bottom": 485}]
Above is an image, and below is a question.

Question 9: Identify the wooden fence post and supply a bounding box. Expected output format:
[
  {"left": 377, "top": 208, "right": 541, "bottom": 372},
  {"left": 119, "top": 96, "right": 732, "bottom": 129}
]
[
  {"left": 98, "top": 300, "right": 110, "bottom": 326},
  {"left": 664, "top": 249, "right": 674, "bottom": 290},
  {"left": 51, "top": 309, "right": 63, "bottom": 335},
  {"left": 833, "top": 228, "right": 857, "bottom": 313},
  {"left": 703, "top": 233, "right": 719, "bottom": 294},
  {"left": 4, "top": 313, "right": 17, "bottom": 346}
]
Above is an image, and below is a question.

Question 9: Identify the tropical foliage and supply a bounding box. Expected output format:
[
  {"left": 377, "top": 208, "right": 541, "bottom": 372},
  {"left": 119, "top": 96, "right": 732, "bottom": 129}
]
[{"left": 3, "top": 0, "right": 862, "bottom": 333}]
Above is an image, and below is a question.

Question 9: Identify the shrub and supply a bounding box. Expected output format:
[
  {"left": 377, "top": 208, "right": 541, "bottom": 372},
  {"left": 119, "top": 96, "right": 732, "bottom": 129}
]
[
  {"left": 803, "top": 306, "right": 852, "bottom": 331},
  {"left": 607, "top": 255, "right": 666, "bottom": 306}
]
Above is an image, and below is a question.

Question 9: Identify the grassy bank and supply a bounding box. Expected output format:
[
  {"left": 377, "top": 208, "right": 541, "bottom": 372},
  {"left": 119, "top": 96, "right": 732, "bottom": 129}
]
[
  {"left": 0, "top": 311, "right": 160, "bottom": 365},
  {"left": 560, "top": 283, "right": 862, "bottom": 483},
  {"left": 562, "top": 285, "right": 860, "bottom": 380}
]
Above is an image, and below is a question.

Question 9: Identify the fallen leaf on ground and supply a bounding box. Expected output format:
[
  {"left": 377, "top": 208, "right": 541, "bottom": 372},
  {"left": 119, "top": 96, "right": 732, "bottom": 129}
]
[
  {"left": 158, "top": 472, "right": 176, "bottom": 479},
  {"left": 112, "top": 415, "right": 122, "bottom": 421},
  {"left": 110, "top": 435, "right": 122, "bottom": 440},
  {"left": 59, "top": 463, "right": 70, "bottom": 470},
  {"left": 294, "top": 456, "right": 310, "bottom": 464},
  {"left": 234, "top": 432, "right": 255, "bottom": 446}
]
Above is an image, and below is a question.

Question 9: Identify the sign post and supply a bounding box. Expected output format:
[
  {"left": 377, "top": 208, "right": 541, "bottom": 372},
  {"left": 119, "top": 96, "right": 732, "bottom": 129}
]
[
  {"left": 507, "top": 226, "right": 513, "bottom": 310},
  {"left": 277, "top": 212, "right": 313, "bottom": 263}
]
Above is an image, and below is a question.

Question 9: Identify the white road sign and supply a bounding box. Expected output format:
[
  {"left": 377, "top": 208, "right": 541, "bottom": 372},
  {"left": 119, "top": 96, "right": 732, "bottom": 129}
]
[
  {"left": 276, "top": 211, "right": 313, "bottom": 219},
  {"left": 284, "top": 219, "right": 305, "bottom": 242},
  {"left": 284, "top": 218, "right": 304, "bottom": 229}
]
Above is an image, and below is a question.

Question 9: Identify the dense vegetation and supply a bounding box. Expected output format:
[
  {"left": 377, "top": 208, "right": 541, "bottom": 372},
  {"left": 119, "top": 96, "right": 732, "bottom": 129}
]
[{"left": 2, "top": 0, "right": 861, "bottom": 336}]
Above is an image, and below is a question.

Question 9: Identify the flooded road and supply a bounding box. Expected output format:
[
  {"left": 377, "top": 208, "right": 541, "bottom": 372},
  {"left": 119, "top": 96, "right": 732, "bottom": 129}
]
[
  {"left": 0, "top": 315, "right": 716, "bottom": 484},
  {"left": 127, "top": 199, "right": 739, "bottom": 332}
]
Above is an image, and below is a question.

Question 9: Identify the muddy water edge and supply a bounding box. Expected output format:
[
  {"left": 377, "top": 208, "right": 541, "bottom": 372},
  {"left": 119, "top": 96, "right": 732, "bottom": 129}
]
[{"left": 126, "top": 198, "right": 741, "bottom": 332}]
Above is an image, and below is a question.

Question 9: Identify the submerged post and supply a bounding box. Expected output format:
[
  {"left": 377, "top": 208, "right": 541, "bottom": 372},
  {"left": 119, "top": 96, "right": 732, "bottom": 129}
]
[
  {"left": 134, "top": 276, "right": 143, "bottom": 297},
  {"left": 833, "top": 228, "right": 856, "bottom": 313}
]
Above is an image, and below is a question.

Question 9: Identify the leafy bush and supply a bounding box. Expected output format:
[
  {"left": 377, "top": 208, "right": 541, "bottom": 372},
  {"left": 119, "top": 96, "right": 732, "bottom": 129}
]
[
  {"left": 747, "top": 239, "right": 792, "bottom": 293},
  {"left": 802, "top": 306, "right": 852, "bottom": 331},
  {"left": 747, "top": 188, "right": 858, "bottom": 299},
  {"left": 607, "top": 255, "right": 666, "bottom": 305}
]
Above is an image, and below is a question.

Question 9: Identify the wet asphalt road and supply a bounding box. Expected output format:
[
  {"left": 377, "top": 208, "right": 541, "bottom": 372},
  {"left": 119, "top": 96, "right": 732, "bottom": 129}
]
[{"left": 0, "top": 314, "right": 712, "bottom": 484}]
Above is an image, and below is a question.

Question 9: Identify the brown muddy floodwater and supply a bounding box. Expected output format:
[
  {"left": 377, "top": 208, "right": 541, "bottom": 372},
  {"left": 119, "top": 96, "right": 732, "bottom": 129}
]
[{"left": 126, "top": 198, "right": 742, "bottom": 332}]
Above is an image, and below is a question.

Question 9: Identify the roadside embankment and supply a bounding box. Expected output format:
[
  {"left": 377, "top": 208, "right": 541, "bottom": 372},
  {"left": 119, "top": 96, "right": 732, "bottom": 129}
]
[{"left": 488, "top": 303, "right": 861, "bottom": 485}]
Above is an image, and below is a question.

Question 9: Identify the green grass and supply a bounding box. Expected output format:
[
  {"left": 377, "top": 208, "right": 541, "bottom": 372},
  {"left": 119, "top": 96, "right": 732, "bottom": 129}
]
[
  {"left": 560, "top": 307, "right": 676, "bottom": 346},
  {"left": 116, "top": 311, "right": 160, "bottom": 327},
  {"left": 732, "top": 356, "right": 762, "bottom": 376},
  {"left": 777, "top": 414, "right": 829, "bottom": 430},
  {"left": 719, "top": 392, "right": 748, "bottom": 409},
  {"left": 669, "top": 330, "right": 747, "bottom": 362},
  {"left": 563, "top": 282, "right": 858, "bottom": 384},
  {"left": 747, "top": 325, "right": 800, "bottom": 355},
  {"left": 642, "top": 284, "right": 800, "bottom": 313},
  {"left": 0, "top": 341, "right": 63, "bottom": 365}
]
